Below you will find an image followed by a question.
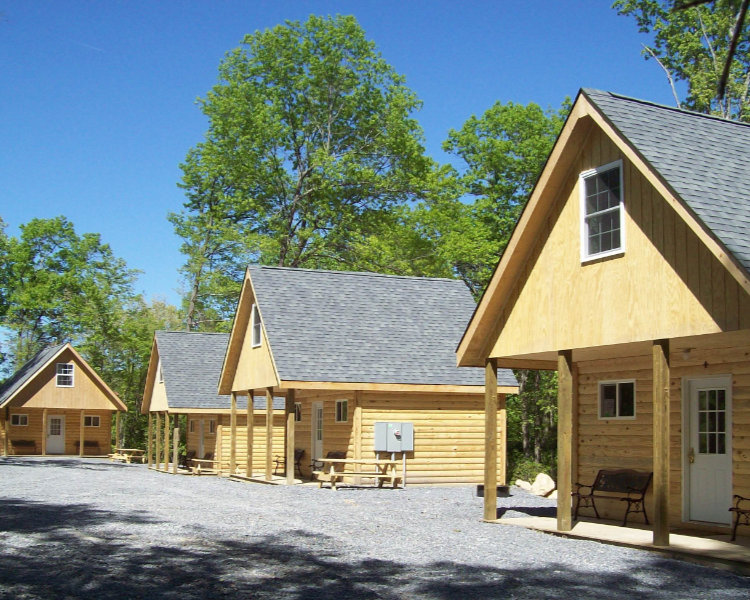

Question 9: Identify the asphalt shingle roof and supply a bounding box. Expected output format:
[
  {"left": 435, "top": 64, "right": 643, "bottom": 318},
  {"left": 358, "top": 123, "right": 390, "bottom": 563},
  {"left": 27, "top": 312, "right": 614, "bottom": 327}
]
[
  {"left": 249, "top": 266, "right": 516, "bottom": 387},
  {"left": 0, "top": 343, "right": 67, "bottom": 407},
  {"left": 584, "top": 88, "right": 750, "bottom": 273},
  {"left": 155, "top": 331, "right": 283, "bottom": 410}
]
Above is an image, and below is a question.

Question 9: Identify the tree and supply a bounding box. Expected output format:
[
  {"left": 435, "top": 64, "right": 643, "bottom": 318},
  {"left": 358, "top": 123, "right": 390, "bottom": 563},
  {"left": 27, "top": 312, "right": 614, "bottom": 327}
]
[
  {"left": 172, "top": 15, "right": 442, "bottom": 328},
  {"left": 614, "top": 0, "right": 750, "bottom": 121}
]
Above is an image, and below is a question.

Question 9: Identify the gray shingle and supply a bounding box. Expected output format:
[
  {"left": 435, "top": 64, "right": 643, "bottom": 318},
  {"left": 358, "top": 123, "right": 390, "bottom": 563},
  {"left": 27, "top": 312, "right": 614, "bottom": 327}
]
[
  {"left": 0, "top": 343, "right": 67, "bottom": 406},
  {"left": 584, "top": 89, "right": 750, "bottom": 273},
  {"left": 250, "top": 266, "right": 516, "bottom": 387}
]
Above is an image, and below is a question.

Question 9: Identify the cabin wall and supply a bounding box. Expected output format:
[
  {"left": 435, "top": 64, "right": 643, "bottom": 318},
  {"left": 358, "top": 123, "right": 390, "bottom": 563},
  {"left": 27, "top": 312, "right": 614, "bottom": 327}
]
[
  {"left": 149, "top": 359, "right": 169, "bottom": 412},
  {"left": 490, "top": 128, "right": 750, "bottom": 360},
  {"left": 231, "top": 287, "right": 278, "bottom": 391}
]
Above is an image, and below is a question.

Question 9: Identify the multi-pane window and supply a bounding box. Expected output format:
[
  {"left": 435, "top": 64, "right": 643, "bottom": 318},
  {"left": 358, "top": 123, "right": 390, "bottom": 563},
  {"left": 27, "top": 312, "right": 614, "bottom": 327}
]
[
  {"left": 335, "top": 399, "right": 348, "bottom": 423},
  {"left": 11, "top": 414, "right": 28, "bottom": 426},
  {"left": 56, "top": 363, "right": 74, "bottom": 387},
  {"left": 295, "top": 402, "right": 302, "bottom": 422},
  {"left": 698, "top": 389, "right": 727, "bottom": 455},
  {"left": 251, "top": 304, "right": 262, "bottom": 347},
  {"left": 581, "top": 162, "right": 624, "bottom": 260},
  {"left": 599, "top": 380, "right": 635, "bottom": 419},
  {"left": 84, "top": 415, "right": 100, "bottom": 427},
  {"left": 208, "top": 419, "right": 216, "bottom": 434}
]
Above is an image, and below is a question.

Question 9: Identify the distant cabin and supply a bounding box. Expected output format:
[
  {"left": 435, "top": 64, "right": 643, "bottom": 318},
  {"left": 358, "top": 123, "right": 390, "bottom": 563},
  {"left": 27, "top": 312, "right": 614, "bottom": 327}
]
[
  {"left": 217, "top": 265, "right": 518, "bottom": 485},
  {"left": 458, "top": 88, "right": 750, "bottom": 544},
  {"left": 0, "top": 343, "right": 126, "bottom": 457}
]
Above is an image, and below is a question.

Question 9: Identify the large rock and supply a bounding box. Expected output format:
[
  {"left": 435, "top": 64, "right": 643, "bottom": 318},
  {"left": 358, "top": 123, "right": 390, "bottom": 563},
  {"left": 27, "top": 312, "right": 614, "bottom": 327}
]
[
  {"left": 546, "top": 490, "right": 558, "bottom": 500},
  {"left": 530, "top": 473, "right": 556, "bottom": 496},
  {"left": 515, "top": 479, "right": 532, "bottom": 491}
]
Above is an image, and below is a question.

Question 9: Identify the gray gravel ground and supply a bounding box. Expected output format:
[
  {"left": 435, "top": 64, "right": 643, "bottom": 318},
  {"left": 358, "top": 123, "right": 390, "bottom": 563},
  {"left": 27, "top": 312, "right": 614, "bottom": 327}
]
[{"left": 0, "top": 457, "right": 748, "bottom": 599}]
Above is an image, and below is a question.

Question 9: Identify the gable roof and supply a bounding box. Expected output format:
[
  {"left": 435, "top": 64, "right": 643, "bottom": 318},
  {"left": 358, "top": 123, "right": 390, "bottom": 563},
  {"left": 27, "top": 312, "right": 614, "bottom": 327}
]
[
  {"left": 225, "top": 266, "right": 516, "bottom": 389},
  {"left": 151, "top": 331, "right": 284, "bottom": 411},
  {"left": 0, "top": 343, "right": 125, "bottom": 410},
  {"left": 458, "top": 88, "right": 750, "bottom": 367}
]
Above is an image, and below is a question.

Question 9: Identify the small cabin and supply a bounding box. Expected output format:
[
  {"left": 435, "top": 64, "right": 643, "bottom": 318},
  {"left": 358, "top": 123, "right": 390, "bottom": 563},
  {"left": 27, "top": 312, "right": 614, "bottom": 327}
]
[
  {"left": 218, "top": 266, "right": 518, "bottom": 485},
  {"left": 458, "top": 88, "right": 750, "bottom": 544},
  {"left": 0, "top": 343, "right": 126, "bottom": 456}
]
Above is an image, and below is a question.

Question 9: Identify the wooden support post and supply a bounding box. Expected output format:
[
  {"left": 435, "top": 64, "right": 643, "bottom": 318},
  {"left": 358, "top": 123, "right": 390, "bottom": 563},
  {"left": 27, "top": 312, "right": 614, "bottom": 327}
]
[
  {"left": 155, "top": 412, "right": 161, "bottom": 470},
  {"left": 246, "top": 390, "right": 254, "bottom": 477},
  {"left": 147, "top": 413, "right": 153, "bottom": 468},
  {"left": 653, "top": 339, "right": 671, "bottom": 546},
  {"left": 230, "top": 392, "right": 237, "bottom": 474},
  {"left": 79, "top": 411, "right": 85, "bottom": 457},
  {"left": 115, "top": 411, "right": 121, "bottom": 450},
  {"left": 266, "top": 387, "right": 273, "bottom": 481},
  {"left": 557, "top": 349, "right": 574, "bottom": 532},
  {"left": 3, "top": 408, "right": 9, "bottom": 456},
  {"left": 163, "top": 412, "right": 170, "bottom": 471},
  {"left": 42, "top": 409, "right": 48, "bottom": 456},
  {"left": 216, "top": 420, "right": 223, "bottom": 475},
  {"left": 498, "top": 394, "right": 507, "bottom": 486},
  {"left": 285, "top": 389, "right": 295, "bottom": 485},
  {"left": 484, "top": 358, "right": 498, "bottom": 521},
  {"left": 172, "top": 419, "right": 179, "bottom": 475}
]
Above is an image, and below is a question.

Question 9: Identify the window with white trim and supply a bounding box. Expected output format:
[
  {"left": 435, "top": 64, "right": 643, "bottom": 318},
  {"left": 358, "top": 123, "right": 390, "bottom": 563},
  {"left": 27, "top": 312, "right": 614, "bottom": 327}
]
[
  {"left": 56, "top": 363, "right": 74, "bottom": 387},
  {"left": 580, "top": 161, "right": 625, "bottom": 261},
  {"left": 335, "top": 399, "right": 348, "bottom": 423},
  {"left": 251, "top": 304, "right": 262, "bottom": 348},
  {"left": 11, "top": 414, "right": 28, "bottom": 426},
  {"left": 158, "top": 358, "right": 163, "bottom": 383},
  {"left": 84, "top": 415, "right": 100, "bottom": 427},
  {"left": 599, "top": 380, "right": 636, "bottom": 419},
  {"left": 207, "top": 419, "right": 216, "bottom": 434},
  {"left": 295, "top": 402, "right": 302, "bottom": 422},
  {"left": 189, "top": 420, "right": 196, "bottom": 433}
]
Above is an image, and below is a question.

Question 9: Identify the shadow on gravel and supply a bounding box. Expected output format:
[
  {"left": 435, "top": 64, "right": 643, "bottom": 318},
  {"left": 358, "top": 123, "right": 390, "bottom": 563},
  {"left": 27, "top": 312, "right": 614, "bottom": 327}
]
[
  {"left": 0, "top": 457, "right": 133, "bottom": 470},
  {"left": 1, "top": 518, "right": 747, "bottom": 599},
  {"left": 496, "top": 505, "right": 556, "bottom": 519}
]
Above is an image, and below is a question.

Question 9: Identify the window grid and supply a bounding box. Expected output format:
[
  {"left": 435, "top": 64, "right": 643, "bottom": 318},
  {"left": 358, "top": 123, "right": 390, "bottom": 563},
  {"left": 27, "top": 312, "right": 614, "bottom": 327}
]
[
  {"left": 11, "top": 414, "right": 28, "bottom": 426},
  {"left": 698, "top": 389, "right": 727, "bottom": 455},
  {"left": 599, "top": 380, "right": 636, "bottom": 419},
  {"left": 56, "top": 363, "right": 74, "bottom": 387},
  {"left": 294, "top": 402, "right": 302, "bottom": 422},
  {"left": 581, "top": 162, "right": 624, "bottom": 260},
  {"left": 335, "top": 400, "right": 348, "bottom": 423},
  {"left": 84, "top": 415, "right": 100, "bottom": 427},
  {"left": 251, "top": 305, "right": 262, "bottom": 348}
]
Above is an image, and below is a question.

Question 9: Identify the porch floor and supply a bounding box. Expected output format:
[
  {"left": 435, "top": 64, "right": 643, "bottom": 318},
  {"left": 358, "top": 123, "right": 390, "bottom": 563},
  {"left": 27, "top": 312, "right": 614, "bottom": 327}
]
[{"left": 493, "top": 516, "right": 750, "bottom": 575}]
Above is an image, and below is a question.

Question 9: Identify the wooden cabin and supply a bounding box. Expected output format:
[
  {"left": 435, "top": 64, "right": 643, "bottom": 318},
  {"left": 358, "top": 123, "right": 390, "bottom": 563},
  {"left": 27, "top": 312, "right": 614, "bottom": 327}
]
[
  {"left": 0, "top": 343, "right": 126, "bottom": 456},
  {"left": 141, "top": 330, "right": 287, "bottom": 474},
  {"left": 457, "top": 88, "right": 750, "bottom": 545},
  {"left": 218, "top": 266, "right": 518, "bottom": 485}
]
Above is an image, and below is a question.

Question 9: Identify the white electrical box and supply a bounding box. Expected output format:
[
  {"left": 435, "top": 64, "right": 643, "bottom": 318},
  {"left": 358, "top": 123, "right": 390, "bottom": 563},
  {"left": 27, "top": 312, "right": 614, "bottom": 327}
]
[{"left": 374, "top": 422, "right": 414, "bottom": 452}]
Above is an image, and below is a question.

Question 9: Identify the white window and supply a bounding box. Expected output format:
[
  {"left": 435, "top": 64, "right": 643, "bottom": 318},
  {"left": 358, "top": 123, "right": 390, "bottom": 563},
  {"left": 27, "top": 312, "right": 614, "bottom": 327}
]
[
  {"left": 599, "top": 380, "right": 636, "bottom": 419},
  {"left": 56, "top": 363, "right": 74, "bottom": 387},
  {"left": 251, "top": 304, "right": 262, "bottom": 348},
  {"left": 158, "top": 358, "right": 163, "bottom": 383},
  {"left": 580, "top": 160, "right": 625, "bottom": 261},
  {"left": 294, "top": 402, "right": 302, "bottom": 422},
  {"left": 208, "top": 419, "right": 216, "bottom": 434},
  {"left": 335, "top": 399, "right": 348, "bottom": 423},
  {"left": 84, "top": 415, "right": 100, "bottom": 427},
  {"left": 11, "top": 414, "right": 28, "bottom": 426}
]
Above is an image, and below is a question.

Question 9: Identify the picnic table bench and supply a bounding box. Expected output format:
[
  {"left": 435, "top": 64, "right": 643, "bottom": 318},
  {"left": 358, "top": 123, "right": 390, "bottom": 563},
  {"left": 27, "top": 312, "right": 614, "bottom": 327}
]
[
  {"left": 572, "top": 468, "right": 652, "bottom": 526},
  {"left": 313, "top": 456, "right": 401, "bottom": 490},
  {"left": 75, "top": 440, "right": 102, "bottom": 455},
  {"left": 11, "top": 440, "right": 38, "bottom": 454},
  {"left": 190, "top": 453, "right": 218, "bottom": 475},
  {"left": 108, "top": 448, "right": 145, "bottom": 463}
]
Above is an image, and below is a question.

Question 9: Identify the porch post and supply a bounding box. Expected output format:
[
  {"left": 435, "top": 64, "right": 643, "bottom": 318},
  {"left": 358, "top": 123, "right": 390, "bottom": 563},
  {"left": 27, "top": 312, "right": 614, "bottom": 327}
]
[
  {"left": 3, "top": 408, "right": 9, "bottom": 456},
  {"left": 246, "top": 390, "right": 254, "bottom": 476},
  {"left": 215, "top": 417, "right": 223, "bottom": 475},
  {"left": 79, "top": 411, "right": 85, "bottom": 457},
  {"left": 230, "top": 392, "right": 237, "bottom": 474},
  {"left": 285, "top": 389, "right": 296, "bottom": 485},
  {"left": 115, "top": 411, "right": 121, "bottom": 450},
  {"left": 147, "top": 413, "right": 153, "bottom": 468},
  {"left": 265, "top": 387, "right": 274, "bottom": 481},
  {"left": 172, "top": 416, "right": 179, "bottom": 475},
  {"left": 42, "top": 409, "right": 48, "bottom": 456},
  {"left": 483, "top": 358, "right": 498, "bottom": 521},
  {"left": 155, "top": 412, "right": 161, "bottom": 470},
  {"left": 163, "top": 412, "right": 170, "bottom": 471},
  {"left": 498, "top": 394, "right": 507, "bottom": 485},
  {"left": 557, "top": 349, "right": 574, "bottom": 532},
  {"left": 653, "top": 339, "right": 671, "bottom": 546}
]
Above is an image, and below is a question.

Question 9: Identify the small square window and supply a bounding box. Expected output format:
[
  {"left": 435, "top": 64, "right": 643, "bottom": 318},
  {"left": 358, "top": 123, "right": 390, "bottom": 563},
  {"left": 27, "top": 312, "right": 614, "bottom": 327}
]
[
  {"left": 11, "top": 414, "right": 28, "bottom": 426},
  {"left": 84, "top": 415, "right": 100, "bottom": 427},
  {"left": 56, "top": 363, "right": 74, "bottom": 387},
  {"left": 335, "top": 399, "right": 348, "bottom": 423},
  {"left": 294, "top": 402, "right": 302, "bottom": 422},
  {"left": 580, "top": 161, "right": 625, "bottom": 261},
  {"left": 599, "top": 381, "right": 636, "bottom": 419},
  {"left": 251, "top": 304, "right": 262, "bottom": 348}
]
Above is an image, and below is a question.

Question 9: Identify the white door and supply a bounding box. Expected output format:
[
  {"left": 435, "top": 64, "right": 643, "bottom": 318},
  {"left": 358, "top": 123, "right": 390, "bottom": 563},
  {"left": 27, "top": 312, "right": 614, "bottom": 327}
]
[
  {"left": 687, "top": 377, "right": 732, "bottom": 524},
  {"left": 312, "top": 402, "right": 324, "bottom": 461},
  {"left": 198, "top": 420, "right": 205, "bottom": 458},
  {"left": 47, "top": 415, "right": 65, "bottom": 454}
]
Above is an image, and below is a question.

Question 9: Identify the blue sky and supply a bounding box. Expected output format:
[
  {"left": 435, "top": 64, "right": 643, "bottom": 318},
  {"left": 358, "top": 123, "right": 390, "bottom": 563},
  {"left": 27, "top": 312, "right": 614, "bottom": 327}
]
[{"left": 1, "top": 1, "right": 680, "bottom": 306}]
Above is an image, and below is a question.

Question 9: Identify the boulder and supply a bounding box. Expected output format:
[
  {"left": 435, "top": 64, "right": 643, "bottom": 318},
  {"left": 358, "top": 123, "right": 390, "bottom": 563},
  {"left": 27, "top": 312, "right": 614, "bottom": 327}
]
[
  {"left": 530, "top": 473, "right": 555, "bottom": 496},
  {"left": 515, "top": 479, "right": 532, "bottom": 491},
  {"left": 546, "top": 490, "right": 558, "bottom": 500}
]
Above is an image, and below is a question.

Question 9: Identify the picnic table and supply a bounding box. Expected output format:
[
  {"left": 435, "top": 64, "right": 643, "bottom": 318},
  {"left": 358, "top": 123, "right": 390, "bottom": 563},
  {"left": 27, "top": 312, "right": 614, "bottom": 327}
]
[
  {"left": 108, "top": 448, "right": 145, "bottom": 464},
  {"left": 190, "top": 457, "right": 219, "bottom": 475},
  {"left": 313, "top": 457, "right": 401, "bottom": 490}
]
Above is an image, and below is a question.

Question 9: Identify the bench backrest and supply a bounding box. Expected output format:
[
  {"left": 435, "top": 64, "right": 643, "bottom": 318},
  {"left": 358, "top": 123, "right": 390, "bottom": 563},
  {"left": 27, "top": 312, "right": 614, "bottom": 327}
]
[{"left": 594, "top": 469, "right": 652, "bottom": 495}]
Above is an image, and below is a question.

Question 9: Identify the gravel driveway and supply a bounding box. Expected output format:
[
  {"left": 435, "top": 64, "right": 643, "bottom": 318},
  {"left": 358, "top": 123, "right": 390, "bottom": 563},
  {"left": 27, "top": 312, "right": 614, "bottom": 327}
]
[{"left": 0, "top": 457, "right": 748, "bottom": 599}]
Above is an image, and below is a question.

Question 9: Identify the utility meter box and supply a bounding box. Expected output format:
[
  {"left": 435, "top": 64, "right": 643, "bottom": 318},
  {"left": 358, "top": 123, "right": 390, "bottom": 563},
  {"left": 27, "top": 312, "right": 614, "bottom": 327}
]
[{"left": 374, "top": 422, "right": 414, "bottom": 453}]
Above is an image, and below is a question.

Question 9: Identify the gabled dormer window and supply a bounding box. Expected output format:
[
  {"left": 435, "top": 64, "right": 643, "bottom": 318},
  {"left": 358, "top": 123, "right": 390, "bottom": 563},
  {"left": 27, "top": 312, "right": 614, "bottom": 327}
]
[
  {"left": 580, "top": 160, "right": 625, "bottom": 261},
  {"left": 56, "top": 363, "right": 74, "bottom": 387},
  {"left": 251, "top": 304, "right": 262, "bottom": 348}
]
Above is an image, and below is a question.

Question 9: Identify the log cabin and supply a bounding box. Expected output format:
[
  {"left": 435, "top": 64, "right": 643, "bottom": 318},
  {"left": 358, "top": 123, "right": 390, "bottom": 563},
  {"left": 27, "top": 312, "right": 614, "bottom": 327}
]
[
  {"left": 0, "top": 343, "right": 126, "bottom": 456},
  {"left": 218, "top": 265, "right": 518, "bottom": 485},
  {"left": 140, "top": 330, "right": 286, "bottom": 474},
  {"left": 457, "top": 88, "right": 750, "bottom": 545}
]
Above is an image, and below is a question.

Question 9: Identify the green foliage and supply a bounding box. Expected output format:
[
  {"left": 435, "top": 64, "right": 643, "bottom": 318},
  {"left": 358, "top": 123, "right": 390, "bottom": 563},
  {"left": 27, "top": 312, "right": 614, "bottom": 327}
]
[
  {"left": 173, "top": 15, "right": 443, "bottom": 328},
  {"left": 614, "top": 0, "right": 750, "bottom": 121},
  {"left": 508, "top": 451, "right": 550, "bottom": 483}
]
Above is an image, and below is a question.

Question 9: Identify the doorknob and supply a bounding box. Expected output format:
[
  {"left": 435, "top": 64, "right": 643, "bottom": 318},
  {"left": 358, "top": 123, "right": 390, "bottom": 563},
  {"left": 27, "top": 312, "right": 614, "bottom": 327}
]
[{"left": 688, "top": 447, "right": 695, "bottom": 464}]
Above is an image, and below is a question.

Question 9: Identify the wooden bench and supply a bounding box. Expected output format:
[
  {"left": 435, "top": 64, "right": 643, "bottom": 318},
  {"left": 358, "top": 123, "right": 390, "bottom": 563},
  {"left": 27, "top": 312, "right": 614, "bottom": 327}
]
[
  {"left": 75, "top": 440, "right": 102, "bottom": 456},
  {"left": 11, "top": 440, "right": 37, "bottom": 455},
  {"left": 573, "top": 469, "right": 652, "bottom": 526},
  {"left": 274, "top": 448, "right": 305, "bottom": 477},
  {"left": 190, "top": 453, "right": 218, "bottom": 475},
  {"left": 313, "top": 454, "right": 401, "bottom": 490},
  {"left": 730, "top": 494, "right": 750, "bottom": 541},
  {"left": 108, "top": 448, "right": 145, "bottom": 463}
]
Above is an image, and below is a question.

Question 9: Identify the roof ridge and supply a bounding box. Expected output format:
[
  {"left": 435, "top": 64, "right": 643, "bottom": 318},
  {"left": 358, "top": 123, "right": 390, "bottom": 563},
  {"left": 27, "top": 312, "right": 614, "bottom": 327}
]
[
  {"left": 583, "top": 88, "right": 750, "bottom": 129},
  {"left": 157, "top": 330, "right": 229, "bottom": 336},
  {"left": 248, "top": 264, "right": 460, "bottom": 284}
]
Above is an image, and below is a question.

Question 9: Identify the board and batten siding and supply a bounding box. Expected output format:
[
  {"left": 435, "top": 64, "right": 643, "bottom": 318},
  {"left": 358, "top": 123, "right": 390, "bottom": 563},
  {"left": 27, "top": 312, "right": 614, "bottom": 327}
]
[{"left": 490, "top": 127, "right": 750, "bottom": 361}]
